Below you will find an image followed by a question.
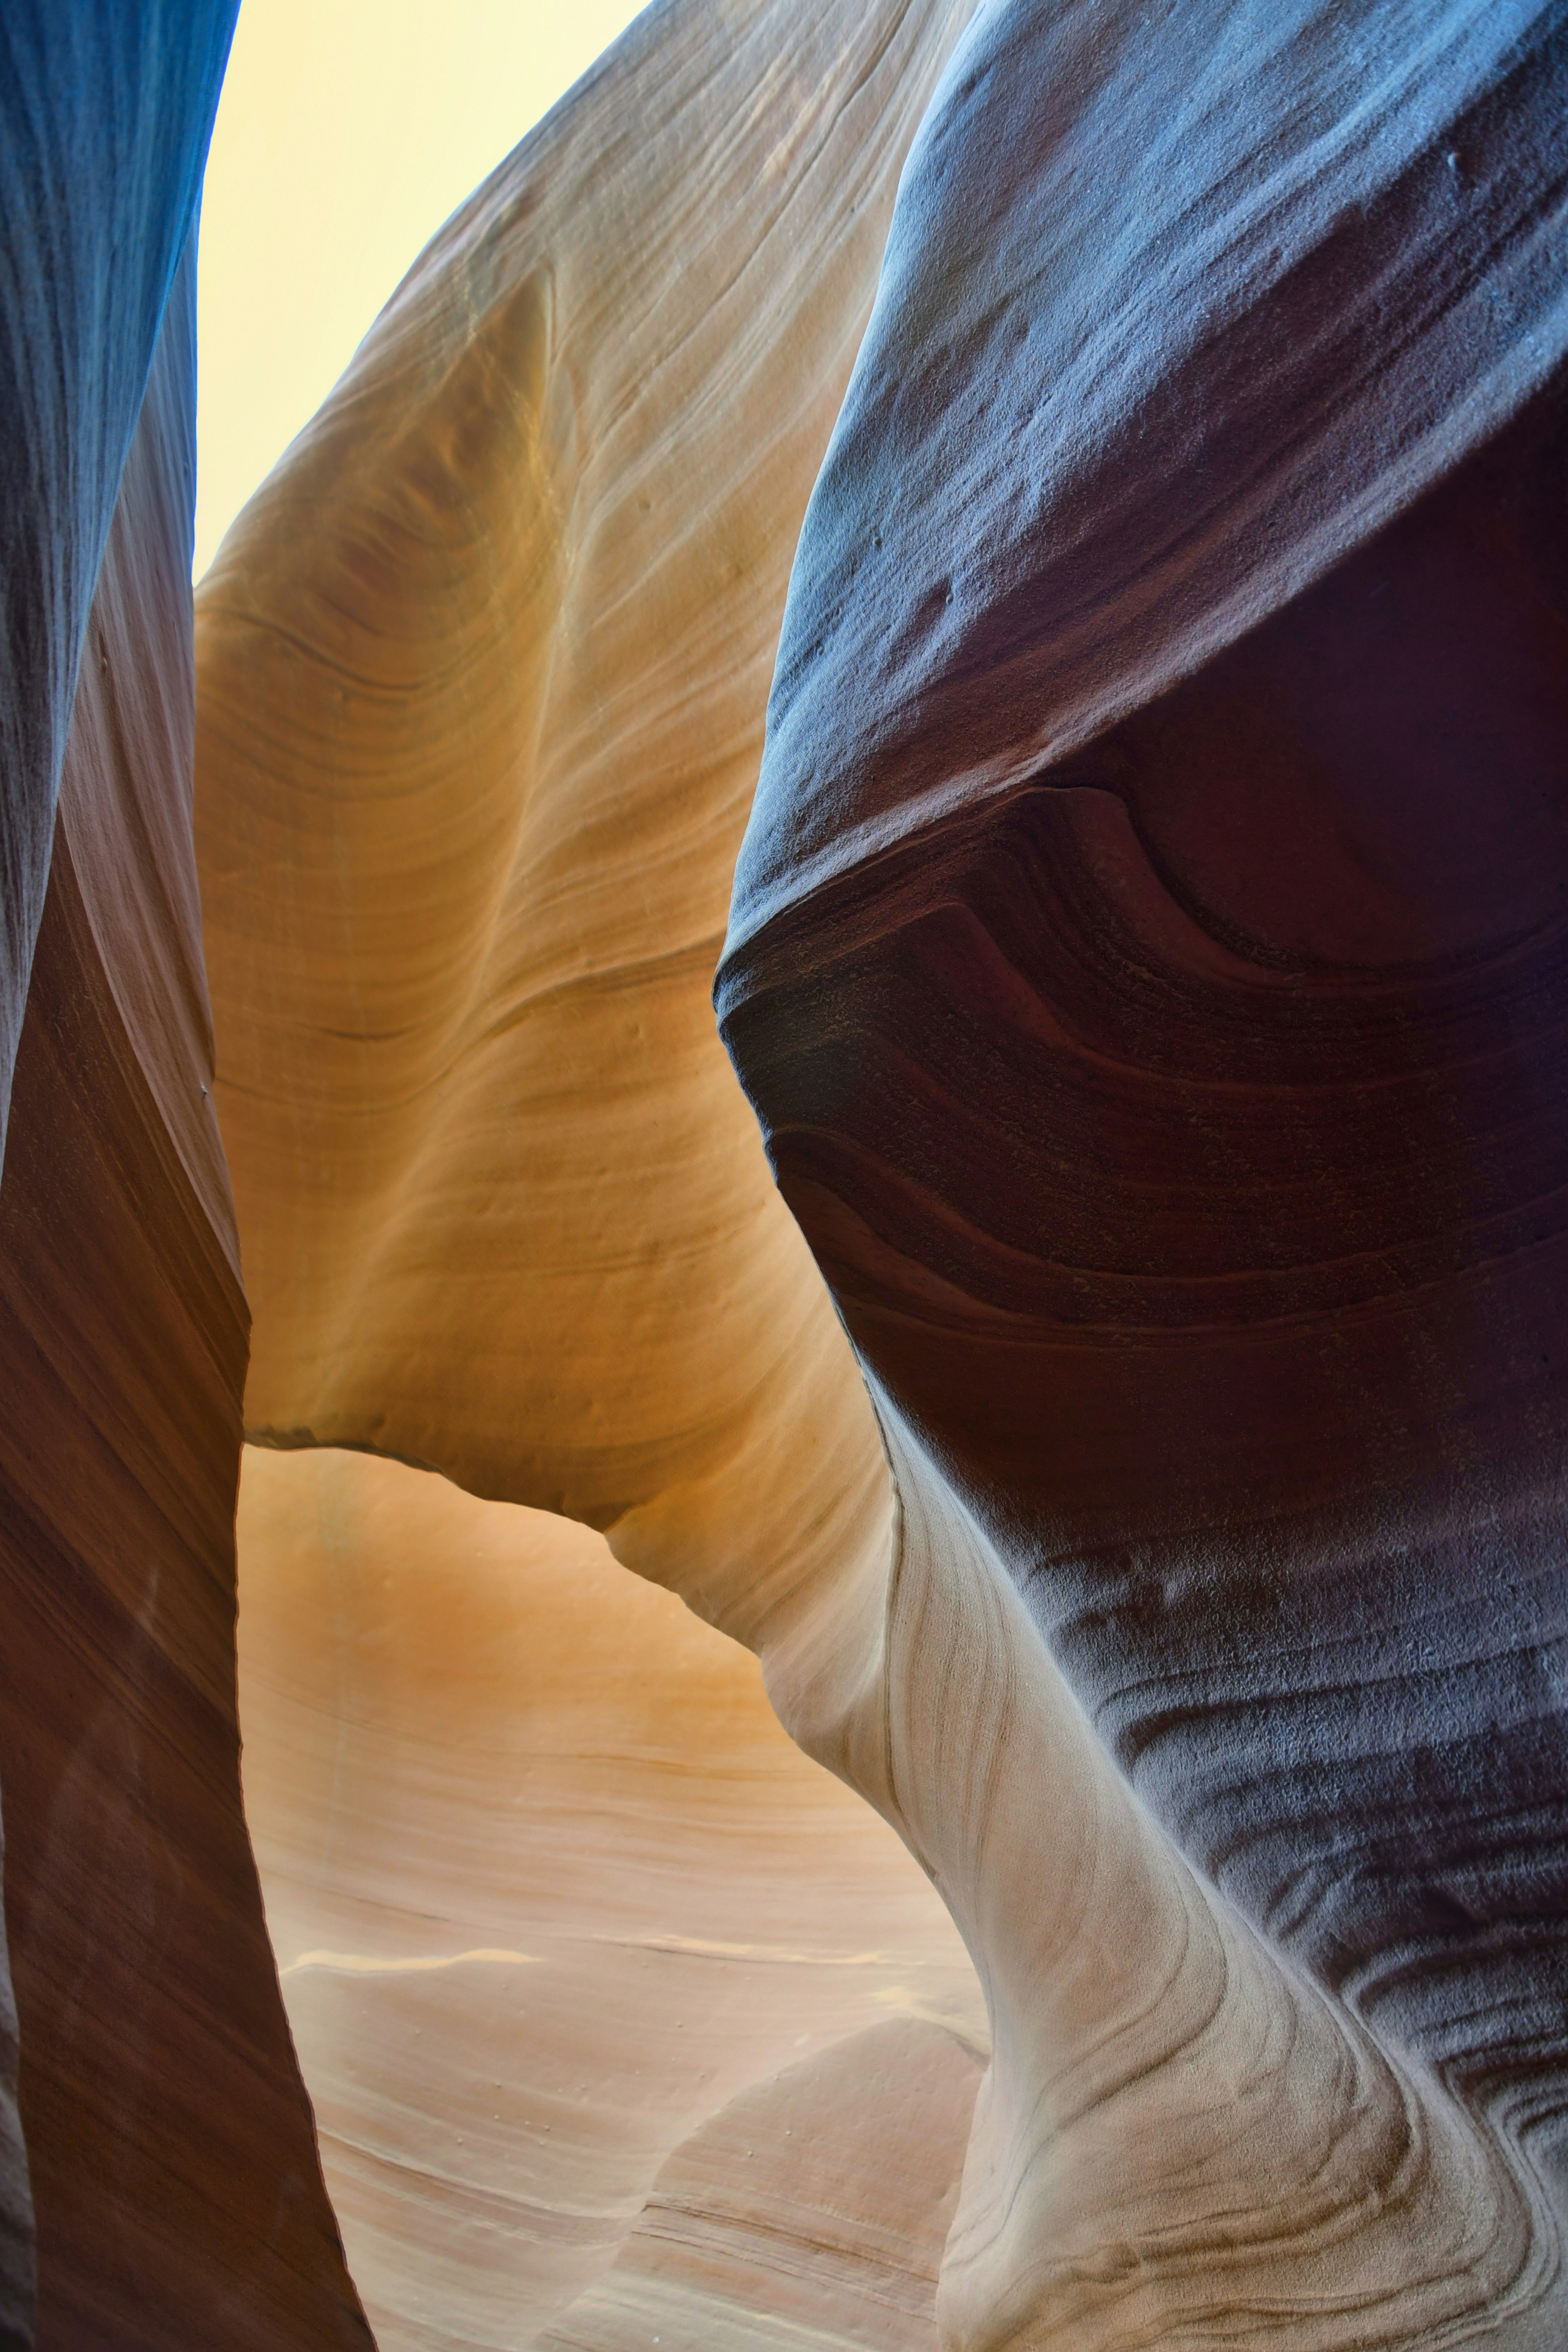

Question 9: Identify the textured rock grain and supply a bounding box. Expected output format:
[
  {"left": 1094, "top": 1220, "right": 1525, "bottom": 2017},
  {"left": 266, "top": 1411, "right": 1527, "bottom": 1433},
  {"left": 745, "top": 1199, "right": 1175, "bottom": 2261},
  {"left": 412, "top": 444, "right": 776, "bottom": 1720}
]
[
  {"left": 539, "top": 2017, "right": 983, "bottom": 2352},
  {"left": 0, "top": 16, "right": 240, "bottom": 2328}
]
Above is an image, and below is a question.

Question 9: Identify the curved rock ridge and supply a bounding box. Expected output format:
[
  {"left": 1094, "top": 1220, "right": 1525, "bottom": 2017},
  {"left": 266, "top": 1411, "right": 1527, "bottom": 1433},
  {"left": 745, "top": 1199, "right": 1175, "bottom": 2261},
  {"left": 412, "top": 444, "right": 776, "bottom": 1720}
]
[
  {"left": 716, "top": 1, "right": 1568, "bottom": 2343},
  {"left": 238, "top": 1445, "right": 982, "bottom": 2350},
  {"left": 873, "top": 1405, "right": 1563, "bottom": 2350},
  {"left": 726, "top": 0, "right": 1568, "bottom": 953},
  {"left": 196, "top": 0, "right": 980, "bottom": 1771},
  {"left": 0, "top": 243, "right": 370, "bottom": 2349}
]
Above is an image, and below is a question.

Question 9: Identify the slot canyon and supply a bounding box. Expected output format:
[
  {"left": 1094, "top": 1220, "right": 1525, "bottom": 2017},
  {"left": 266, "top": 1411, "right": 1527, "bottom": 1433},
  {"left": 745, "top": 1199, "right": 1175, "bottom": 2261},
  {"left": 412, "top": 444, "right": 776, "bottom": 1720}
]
[{"left": 1, "top": 2, "right": 1567, "bottom": 2348}]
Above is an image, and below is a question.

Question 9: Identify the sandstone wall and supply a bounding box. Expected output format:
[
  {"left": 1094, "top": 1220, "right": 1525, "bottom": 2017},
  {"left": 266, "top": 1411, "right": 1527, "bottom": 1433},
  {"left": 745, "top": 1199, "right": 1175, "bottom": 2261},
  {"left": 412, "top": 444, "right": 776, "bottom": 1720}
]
[
  {"left": 196, "top": 4, "right": 989, "bottom": 2337},
  {"left": 719, "top": 3, "right": 1568, "bottom": 2344},
  {"left": 0, "top": 236, "right": 371, "bottom": 2352}
]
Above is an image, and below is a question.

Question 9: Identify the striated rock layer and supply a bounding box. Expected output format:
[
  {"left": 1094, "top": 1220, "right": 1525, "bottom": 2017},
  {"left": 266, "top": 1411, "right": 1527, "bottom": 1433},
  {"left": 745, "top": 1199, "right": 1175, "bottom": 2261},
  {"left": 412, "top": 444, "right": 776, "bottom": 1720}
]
[
  {"left": 718, "top": 0, "right": 1568, "bottom": 2345},
  {"left": 540, "top": 2016, "right": 983, "bottom": 2352},
  {"left": 0, "top": 244, "right": 370, "bottom": 2348}
]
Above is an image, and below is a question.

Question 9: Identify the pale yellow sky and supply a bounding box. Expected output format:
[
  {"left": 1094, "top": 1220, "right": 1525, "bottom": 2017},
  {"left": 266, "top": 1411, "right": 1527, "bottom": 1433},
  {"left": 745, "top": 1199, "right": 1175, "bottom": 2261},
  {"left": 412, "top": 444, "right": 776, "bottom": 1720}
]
[{"left": 194, "top": 0, "right": 649, "bottom": 579}]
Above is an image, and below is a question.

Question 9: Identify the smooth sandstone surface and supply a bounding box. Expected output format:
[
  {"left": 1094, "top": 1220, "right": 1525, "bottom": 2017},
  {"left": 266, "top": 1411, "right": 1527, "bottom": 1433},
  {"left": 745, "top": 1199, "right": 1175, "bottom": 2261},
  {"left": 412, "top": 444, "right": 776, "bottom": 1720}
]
[
  {"left": 239, "top": 1446, "right": 981, "bottom": 2350},
  {"left": 0, "top": 246, "right": 370, "bottom": 2350},
  {"left": 726, "top": 0, "right": 1568, "bottom": 952}
]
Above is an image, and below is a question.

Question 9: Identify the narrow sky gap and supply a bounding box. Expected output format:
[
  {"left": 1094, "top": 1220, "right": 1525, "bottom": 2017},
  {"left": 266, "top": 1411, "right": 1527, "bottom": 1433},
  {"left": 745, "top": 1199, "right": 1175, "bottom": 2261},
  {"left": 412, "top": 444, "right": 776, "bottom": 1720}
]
[{"left": 194, "top": 0, "right": 648, "bottom": 579}]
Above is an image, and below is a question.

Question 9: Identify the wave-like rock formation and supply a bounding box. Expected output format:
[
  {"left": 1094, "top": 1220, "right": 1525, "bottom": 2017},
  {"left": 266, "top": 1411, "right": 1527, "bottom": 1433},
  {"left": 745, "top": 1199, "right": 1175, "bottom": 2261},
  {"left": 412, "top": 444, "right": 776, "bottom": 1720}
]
[
  {"left": 0, "top": 16, "right": 374, "bottom": 2336},
  {"left": 196, "top": 0, "right": 979, "bottom": 1812},
  {"left": 540, "top": 2016, "right": 983, "bottom": 2352},
  {"left": 194, "top": 1, "right": 1013, "bottom": 2338},
  {"left": 190, "top": 0, "right": 1568, "bottom": 2346}
]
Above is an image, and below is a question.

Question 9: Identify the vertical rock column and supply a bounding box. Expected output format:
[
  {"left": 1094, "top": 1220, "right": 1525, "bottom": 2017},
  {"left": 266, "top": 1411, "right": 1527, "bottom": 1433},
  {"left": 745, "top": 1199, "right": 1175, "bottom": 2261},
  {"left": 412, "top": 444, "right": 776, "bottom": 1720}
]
[
  {"left": 0, "top": 247, "right": 373, "bottom": 2352},
  {"left": 0, "top": 14, "right": 242, "bottom": 2329}
]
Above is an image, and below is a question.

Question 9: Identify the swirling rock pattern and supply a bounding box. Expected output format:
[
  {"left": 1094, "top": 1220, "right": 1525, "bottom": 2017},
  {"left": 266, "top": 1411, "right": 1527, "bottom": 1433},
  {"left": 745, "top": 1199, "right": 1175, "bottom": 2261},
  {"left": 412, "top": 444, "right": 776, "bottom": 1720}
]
[
  {"left": 0, "top": 243, "right": 370, "bottom": 2349},
  {"left": 718, "top": 0, "right": 1568, "bottom": 2343}
]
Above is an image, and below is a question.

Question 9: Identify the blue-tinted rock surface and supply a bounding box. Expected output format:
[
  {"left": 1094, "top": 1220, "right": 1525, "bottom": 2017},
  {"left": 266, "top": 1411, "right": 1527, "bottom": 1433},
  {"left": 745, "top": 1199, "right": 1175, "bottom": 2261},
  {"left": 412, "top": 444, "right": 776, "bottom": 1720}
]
[{"left": 0, "top": 0, "right": 238, "bottom": 1154}]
